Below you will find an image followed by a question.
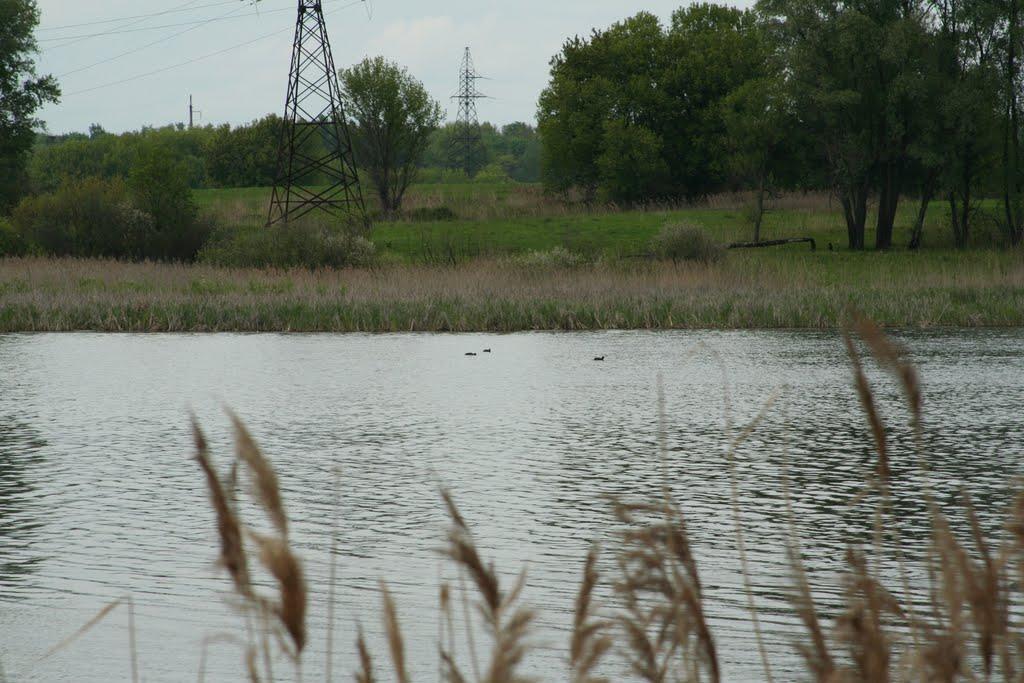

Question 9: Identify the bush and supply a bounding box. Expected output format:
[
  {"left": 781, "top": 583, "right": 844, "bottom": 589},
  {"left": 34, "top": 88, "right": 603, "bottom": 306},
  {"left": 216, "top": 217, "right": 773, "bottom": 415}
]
[
  {"left": 199, "top": 219, "right": 377, "bottom": 269},
  {"left": 651, "top": 222, "right": 725, "bottom": 264},
  {"left": 0, "top": 217, "right": 27, "bottom": 257},
  {"left": 13, "top": 177, "right": 138, "bottom": 258},
  {"left": 508, "top": 246, "right": 588, "bottom": 269},
  {"left": 10, "top": 174, "right": 212, "bottom": 262}
]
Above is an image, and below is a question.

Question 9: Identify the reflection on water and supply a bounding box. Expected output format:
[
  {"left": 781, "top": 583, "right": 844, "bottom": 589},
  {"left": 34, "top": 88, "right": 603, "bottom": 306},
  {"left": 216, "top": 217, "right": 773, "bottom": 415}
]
[
  {"left": 0, "top": 330, "right": 1021, "bottom": 682},
  {"left": 0, "top": 419, "right": 47, "bottom": 590}
]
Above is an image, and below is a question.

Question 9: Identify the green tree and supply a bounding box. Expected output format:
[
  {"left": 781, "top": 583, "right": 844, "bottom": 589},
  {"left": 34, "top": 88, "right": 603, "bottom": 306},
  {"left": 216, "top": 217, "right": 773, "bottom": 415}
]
[
  {"left": 720, "top": 76, "right": 796, "bottom": 241},
  {"left": 597, "top": 120, "right": 671, "bottom": 203},
  {"left": 204, "top": 115, "right": 280, "bottom": 188},
  {"left": 662, "top": 4, "right": 769, "bottom": 198},
  {"left": 0, "top": 0, "right": 59, "bottom": 212},
  {"left": 537, "top": 6, "right": 766, "bottom": 202},
  {"left": 128, "top": 146, "right": 209, "bottom": 261},
  {"left": 761, "top": 0, "right": 935, "bottom": 249},
  {"left": 538, "top": 12, "right": 665, "bottom": 200},
  {"left": 340, "top": 56, "right": 442, "bottom": 213}
]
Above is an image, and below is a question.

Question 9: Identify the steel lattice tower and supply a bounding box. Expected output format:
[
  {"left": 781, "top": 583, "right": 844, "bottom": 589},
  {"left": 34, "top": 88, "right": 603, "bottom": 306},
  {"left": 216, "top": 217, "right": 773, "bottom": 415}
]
[
  {"left": 449, "top": 47, "right": 487, "bottom": 178},
  {"left": 267, "top": 1, "right": 366, "bottom": 227}
]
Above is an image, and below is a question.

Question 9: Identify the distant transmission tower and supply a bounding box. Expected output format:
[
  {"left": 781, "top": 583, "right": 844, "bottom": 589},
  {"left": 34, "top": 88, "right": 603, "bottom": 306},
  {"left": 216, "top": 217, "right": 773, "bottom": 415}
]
[
  {"left": 449, "top": 47, "right": 487, "bottom": 178},
  {"left": 267, "top": 1, "right": 367, "bottom": 227}
]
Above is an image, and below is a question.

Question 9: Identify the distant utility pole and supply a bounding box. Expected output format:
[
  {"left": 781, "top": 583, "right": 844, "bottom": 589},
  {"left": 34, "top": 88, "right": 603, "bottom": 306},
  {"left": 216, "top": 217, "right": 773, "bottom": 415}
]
[
  {"left": 188, "top": 95, "right": 201, "bottom": 129},
  {"left": 449, "top": 47, "right": 487, "bottom": 178},
  {"left": 267, "top": 0, "right": 367, "bottom": 228}
]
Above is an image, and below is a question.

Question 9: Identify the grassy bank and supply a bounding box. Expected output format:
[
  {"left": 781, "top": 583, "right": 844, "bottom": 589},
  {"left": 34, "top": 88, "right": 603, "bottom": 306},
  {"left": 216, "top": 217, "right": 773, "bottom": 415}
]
[{"left": 1, "top": 250, "right": 1022, "bottom": 332}]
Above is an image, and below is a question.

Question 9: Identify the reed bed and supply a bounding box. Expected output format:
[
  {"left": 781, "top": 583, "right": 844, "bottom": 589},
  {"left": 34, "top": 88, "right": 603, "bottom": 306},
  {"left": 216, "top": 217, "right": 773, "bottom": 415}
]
[
  {"left": 36, "top": 322, "right": 1024, "bottom": 682},
  {"left": 1, "top": 253, "right": 1022, "bottom": 332}
]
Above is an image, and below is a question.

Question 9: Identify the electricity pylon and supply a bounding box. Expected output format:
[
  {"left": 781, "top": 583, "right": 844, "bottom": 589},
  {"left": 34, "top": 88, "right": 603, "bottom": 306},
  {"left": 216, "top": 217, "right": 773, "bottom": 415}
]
[
  {"left": 267, "top": 1, "right": 367, "bottom": 228},
  {"left": 449, "top": 47, "right": 487, "bottom": 178}
]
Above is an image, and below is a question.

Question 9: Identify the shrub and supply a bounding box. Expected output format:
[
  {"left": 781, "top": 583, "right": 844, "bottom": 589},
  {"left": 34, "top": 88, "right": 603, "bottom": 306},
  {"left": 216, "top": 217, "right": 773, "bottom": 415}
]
[
  {"left": 508, "top": 246, "right": 587, "bottom": 269},
  {"left": 651, "top": 222, "right": 725, "bottom": 264},
  {"left": 199, "top": 218, "right": 377, "bottom": 269},
  {"left": 12, "top": 177, "right": 138, "bottom": 259},
  {"left": 0, "top": 217, "right": 27, "bottom": 257},
  {"left": 10, "top": 174, "right": 213, "bottom": 262}
]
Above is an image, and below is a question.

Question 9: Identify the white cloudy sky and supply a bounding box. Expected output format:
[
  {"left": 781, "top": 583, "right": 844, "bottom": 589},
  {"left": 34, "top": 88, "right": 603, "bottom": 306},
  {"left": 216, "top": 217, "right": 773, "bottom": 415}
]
[{"left": 34, "top": 0, "right": 714, "bottom": 134}]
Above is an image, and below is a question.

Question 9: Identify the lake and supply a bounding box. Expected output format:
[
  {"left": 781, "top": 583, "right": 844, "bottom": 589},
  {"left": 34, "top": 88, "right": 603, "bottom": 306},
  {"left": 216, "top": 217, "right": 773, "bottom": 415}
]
[{"left": 1, "top": 330, "right": 1022, "bottom": 681}]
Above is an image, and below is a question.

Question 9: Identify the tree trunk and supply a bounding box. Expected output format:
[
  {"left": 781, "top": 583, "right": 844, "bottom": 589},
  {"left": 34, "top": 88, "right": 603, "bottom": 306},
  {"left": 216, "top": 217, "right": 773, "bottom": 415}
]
[
  {"left": 908, "top": 175, "right": 935, "bottom": 250},
  {"left": 946, "top": 192, "right": 962, "bottom": 248},
  {"left": 841, "top": 184, "right": 868, "bottom": 250},
  {"left": 875, "top": 162, "right": 902, "bottom": 250},
  {"left": 753, "top": 173, "right": 766, "bottom": 243},
  {"left": 1004, "top": 0, "right": 1024, "bottom": 245}
]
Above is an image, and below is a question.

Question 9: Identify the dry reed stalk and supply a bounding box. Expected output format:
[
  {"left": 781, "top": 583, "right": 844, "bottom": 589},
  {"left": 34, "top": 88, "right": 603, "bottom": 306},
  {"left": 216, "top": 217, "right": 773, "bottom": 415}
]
[
  {"left": 962, "top": 493, "right": 1006, "bottom": 677},
  {"left": 777, "top": 393, "right": 838, "bottom": 681},
  {"left": 925, "top": 506, "right": 970, "bottom": 680},
  {"left": 570, "top": 545, "right": 612, "bottom": 683},
  {"left": 41, "top": 595, "right": 139, "bottom": 683},
  {"left": 723, "top": 389, "right": 780, "bottom": 683},
  {"left": 835, "top": 548, "right": 903, "bottom": 681},
  {"left": 786, "top": 542, "right": 837, "bottom": 681},
  {"left": 439, "top": 582, "right": 471, "bottom": 683},
  {"left": 230, "top": 411, "right": 289, "bottom": 537},
  {"left": 196, "top": 633, "right": 249, "bottom": 683},
  {"left": 440, "top": 489, "right": 535, "bottom": 683},
  {"left": 379, "top": 581, "right": 410, "bottom": 683},
  {"left": 248, "top": 531, "right": 308, "bottom": 656},
  {"left": 192, "top": 420, "right": 252, "bottom": 596},
  {"left": 850, "top": 316, "right": 922, "bottom": 435},
  {"left": 245, "top": 645, "right": 261, "bottom": 683},
  {"left": 843, "top": 333, "right": 890, "bottom": 484},
  {"left": 845, "top": 316, "right": 928, "bottom": 657},
  {"left": 326, "top": 467, "right": 342, "bottom": 683},
  {"left": 612, "top": 498, "right": 719, "bottom": 683},
  {"left": 355, "top": 625, "right": 376, "bottom": 683}
]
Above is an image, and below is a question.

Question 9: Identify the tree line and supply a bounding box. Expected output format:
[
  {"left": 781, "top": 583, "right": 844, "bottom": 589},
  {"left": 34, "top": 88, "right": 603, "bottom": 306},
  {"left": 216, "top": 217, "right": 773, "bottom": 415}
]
[
  {"left": 539, "top": 0, "right": 1024, "bottom": 249},
  {"left": 27, "top": 116, "right": 541, "bottom": 195}
]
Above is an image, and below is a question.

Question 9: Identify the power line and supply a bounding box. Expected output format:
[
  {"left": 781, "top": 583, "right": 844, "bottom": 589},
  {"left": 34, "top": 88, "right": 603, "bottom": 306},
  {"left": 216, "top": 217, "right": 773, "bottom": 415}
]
[
  {"left": 38, "top": 0, "right": 240, "bottom": 32},
  {"left": 62, "top": 0, "right": 367, "bottom": 98},
  {"left": 42, "top": 0, "right": 206, "bottom": 51},
  {"left": 41, "top": 5, "right": 295, "bottom": 45},
  {"left": 58, "top": 3, "right": 261, "bottom": 77}
]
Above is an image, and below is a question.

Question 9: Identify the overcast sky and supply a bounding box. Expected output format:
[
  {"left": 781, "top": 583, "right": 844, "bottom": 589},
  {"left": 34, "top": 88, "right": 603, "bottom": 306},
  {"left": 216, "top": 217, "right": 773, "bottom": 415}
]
[{"left": 33, "top": 0, "right": 721, "bottom": 134}]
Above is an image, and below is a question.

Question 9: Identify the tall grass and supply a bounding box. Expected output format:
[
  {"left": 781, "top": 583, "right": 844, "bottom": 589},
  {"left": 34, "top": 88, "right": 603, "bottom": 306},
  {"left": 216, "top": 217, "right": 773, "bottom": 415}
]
[
  {"left": 40, "top": 321, "right": 1024, "bottom": 681},
  {"left": 1, "top": 253, "right": 1022, "bottom": 331}
]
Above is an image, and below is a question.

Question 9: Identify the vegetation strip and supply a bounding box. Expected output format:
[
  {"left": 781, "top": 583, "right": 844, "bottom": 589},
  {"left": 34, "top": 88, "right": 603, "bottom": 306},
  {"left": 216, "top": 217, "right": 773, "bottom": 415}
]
[{"left": 2, "top": 255, "right": 1021, "bottom": 332}]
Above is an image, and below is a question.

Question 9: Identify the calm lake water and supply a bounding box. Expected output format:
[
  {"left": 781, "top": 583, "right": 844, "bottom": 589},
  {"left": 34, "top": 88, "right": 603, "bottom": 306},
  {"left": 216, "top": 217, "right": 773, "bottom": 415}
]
[{"left": 0, "top": 330, "right": 1022, "bottom": 682}]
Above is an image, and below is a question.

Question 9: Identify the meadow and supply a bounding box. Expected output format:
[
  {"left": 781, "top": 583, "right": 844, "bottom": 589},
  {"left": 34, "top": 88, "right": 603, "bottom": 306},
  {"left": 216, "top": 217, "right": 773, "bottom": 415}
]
[
  {"left": 2, "top": 182, "right": 1022, "bottom": 332},
  {"left": 198, "top": 182, "right": 993, "bottom": 262}
]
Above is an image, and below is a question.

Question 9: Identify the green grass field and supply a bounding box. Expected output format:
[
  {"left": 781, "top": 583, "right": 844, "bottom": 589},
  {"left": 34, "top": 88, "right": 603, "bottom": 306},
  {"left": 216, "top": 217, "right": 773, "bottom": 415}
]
[{"left": 196, "top": 182, "right": 1003, "bottom": 264}]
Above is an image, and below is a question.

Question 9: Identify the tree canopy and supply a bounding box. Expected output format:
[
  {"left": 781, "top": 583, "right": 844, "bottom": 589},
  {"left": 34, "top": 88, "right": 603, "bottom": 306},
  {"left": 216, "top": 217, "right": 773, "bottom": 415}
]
[
  {"left": 0, "top": 0, "right": 59, "bottom": 212},
  {"left": 340, "top": 56, "right": 443, "bottom": 214},
  {"left": 539, "top": 0, "right": 1024, "bottom": 249}
]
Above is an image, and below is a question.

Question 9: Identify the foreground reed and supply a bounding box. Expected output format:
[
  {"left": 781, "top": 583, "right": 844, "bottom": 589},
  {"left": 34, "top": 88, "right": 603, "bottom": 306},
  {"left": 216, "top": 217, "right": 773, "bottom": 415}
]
[
  {"left": 180, "top": 321, "right": 1022, "bottom": 681},
  {"left": 2, "top": 253, "right": 1024, "bottom": 331},
  {"left": 39, "top": 321, "right": 1024, "bottom": 681}
]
